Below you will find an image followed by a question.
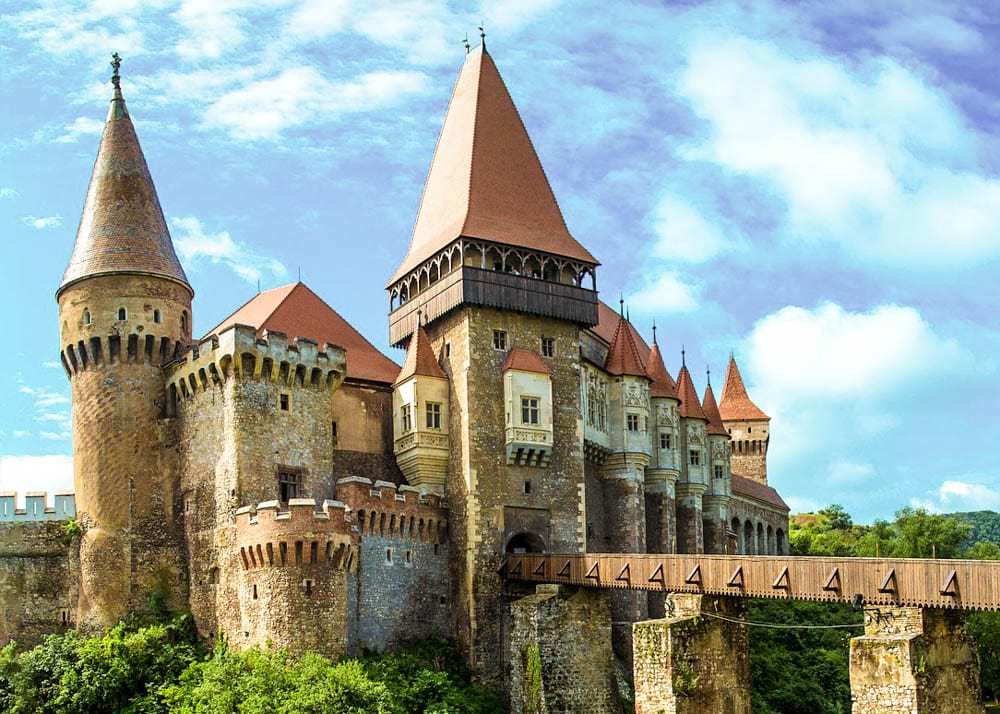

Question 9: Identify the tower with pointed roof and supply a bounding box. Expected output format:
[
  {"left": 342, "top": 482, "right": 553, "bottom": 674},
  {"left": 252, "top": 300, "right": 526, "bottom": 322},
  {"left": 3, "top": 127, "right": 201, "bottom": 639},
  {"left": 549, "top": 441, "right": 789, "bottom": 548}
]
[
  {"left": 57, "top": 57, "right": 193, "bottom": 631},
  {"left": 701, "top": 373, "right": 732, "bottom": 553},
  {"left": 644, "top": 330, "right": 681, "bottom": 564},
  {"left": 674, "top": 360, "right": 709, "bottom": 554},
  {"left": 719, "top": 356, "right": 771, "bottom": 485}
]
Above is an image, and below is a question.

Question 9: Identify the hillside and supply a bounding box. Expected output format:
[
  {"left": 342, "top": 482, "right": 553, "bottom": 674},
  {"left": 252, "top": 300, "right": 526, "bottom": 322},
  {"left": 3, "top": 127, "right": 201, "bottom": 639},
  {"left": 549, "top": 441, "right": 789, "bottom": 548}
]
[{"left": 951, "top": 511, "right": 1000, "bottom": 549}]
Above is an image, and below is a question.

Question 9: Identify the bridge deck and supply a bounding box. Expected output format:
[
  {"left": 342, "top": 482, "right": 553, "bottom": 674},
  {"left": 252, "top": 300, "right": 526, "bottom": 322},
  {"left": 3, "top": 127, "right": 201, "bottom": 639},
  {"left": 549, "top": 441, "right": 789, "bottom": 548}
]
[{"left": 503, "top": 553, "right": 1000, "bottom": 611}]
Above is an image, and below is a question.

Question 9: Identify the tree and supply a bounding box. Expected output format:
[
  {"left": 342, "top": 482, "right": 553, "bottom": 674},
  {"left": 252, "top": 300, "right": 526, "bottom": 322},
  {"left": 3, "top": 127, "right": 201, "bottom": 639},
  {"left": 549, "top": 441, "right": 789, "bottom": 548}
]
[{"left": 818, "top": 504, "right": 853, "bottom": 531}]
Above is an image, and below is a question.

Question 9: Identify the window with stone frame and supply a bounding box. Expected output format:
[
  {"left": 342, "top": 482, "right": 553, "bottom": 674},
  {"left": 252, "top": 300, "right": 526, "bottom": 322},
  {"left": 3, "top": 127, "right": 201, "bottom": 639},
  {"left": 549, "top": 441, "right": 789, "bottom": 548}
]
[
  {"left": 541, "top": 336, "right": 555, "bottom": 357},
  {"left": 331, "top": 420, "right": 338, "bottom": 448},
  {"left": 521, "top": 396, "right": 540, "bottom": 425},
  {"left": 401, "top": 404, "right": 412, "bottom": 432},
  {"left": 493, "top": 329, "right": 507, "bottom": 350},
  {"left": 426, "top": 402, "right": 442, "bottom": 429},
  {"left": 689, "top": 450, "right": 700, "bottom": 466},
  {"left": 659, "top": 431, "right": 672, "bottom": 450},
  {"left": 279, "top": 393, "right": 290, "bottom": 411},
  {"left": 278, "top": 470, "right": 302, "bottom": 502},
  {"left": 626, "top": 413, "right": 639, "bottom": 432},
  {"left": 714, "top": 464, "right": 724, "bottom": 479}
]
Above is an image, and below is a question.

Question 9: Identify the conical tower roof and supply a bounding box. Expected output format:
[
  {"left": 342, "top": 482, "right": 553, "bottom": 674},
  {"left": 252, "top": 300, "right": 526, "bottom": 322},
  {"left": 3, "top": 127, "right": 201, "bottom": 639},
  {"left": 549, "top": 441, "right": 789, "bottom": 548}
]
[
  {"left": 702, "top": 378, "right": 728, "bottom": 436},
  {"left": 396, "top": 322, "right": 446, "bottom": 384},
  {"left": 719, "top": 356, "right": 770, "bottom": 421},
  {"left": 645, "top": 334, "right": 678, "bottom": 400},
  {"left": 388, "top": 46, "right": 597, "bottom": 286},
  {"left": 604, "top": 314, "right": 647, "bottom": 377},
  {"left": 59, "top": 60, "right": 190, "bottom": 297},
  {"left": 676, "top": 363, "right": 707, "bottom": 421}
]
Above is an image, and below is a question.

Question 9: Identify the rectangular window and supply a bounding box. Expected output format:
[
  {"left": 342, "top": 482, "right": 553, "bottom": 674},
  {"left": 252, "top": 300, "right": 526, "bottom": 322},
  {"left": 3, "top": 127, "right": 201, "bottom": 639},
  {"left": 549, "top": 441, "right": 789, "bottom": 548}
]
[
  {"left": 521, "top": 397, "right": 539, "bottom": 425},
  {"left": 278, "top": 471, "right": 302, "bottom": 502},
  {"left": 401, "top": 404, "right": 412, "bottom": 433},
  {"left": 714, "top": 464, "right": 724, "bottom": 479},
  {"left": 541, "top": 337, "right": 554, "bottom": 357},
  {"left": 444, "top": 343, "right": 451, "bottom": 357},
  {"left": 493, "top": 329, "right": 507, "bottom": 350},
  {"left": 524, "top": 480, "right": 532, "bottom": 495},
  {"left": 689, "top": 450, "right": 700, "bottom": 466},
  {"left": 659, "top": 432, "right": 671, "bottom": 450},
  {"left": 331, "top": 421, "right": 338, "bottom": 449},
  {"left": 426, "top": 402, "right": 441, "bottom": 429},
  {"left": 627, "top": 414, "right": 639, "bottom": 432},
  {"left": 279, "top": 393, "right": 290, "bottom": 411}
]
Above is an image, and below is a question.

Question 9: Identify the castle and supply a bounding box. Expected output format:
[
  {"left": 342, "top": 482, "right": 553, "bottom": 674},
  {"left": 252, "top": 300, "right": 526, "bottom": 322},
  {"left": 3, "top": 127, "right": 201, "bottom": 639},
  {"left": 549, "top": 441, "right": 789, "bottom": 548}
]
[{"left": 1, "top": 47, "right": 788, "bottom": 684}]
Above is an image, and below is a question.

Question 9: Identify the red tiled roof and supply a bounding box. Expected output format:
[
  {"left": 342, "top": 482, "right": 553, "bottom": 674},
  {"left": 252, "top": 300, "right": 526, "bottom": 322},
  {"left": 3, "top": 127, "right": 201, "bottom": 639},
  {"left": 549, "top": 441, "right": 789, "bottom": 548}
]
[
  {"left": 701, "top": 381, "right": 728, "bottom": 436},
  {"left": 719, "top": 356, "right": 770, "bottom": 422},
  {"left": 589, "top": 301, "right": 650, "bottom": 353},
  {"left": 675, "top": 365, "right": 707, "bottom": 421},
  {"left": 731, "top": 473, "right": 788, "bottom": 511},
  {"left": 388, "top": 47, "right": 597, "bottom": 286},
  {"left": 396, "top": 324, "right": 446, "bottom": 384},
  {"left": 207, "top": 283, "right": 400, "bottom": 384},
  {"left": 645, "top": 341, "right": 678, "bottom": 400},
  {"left": 604, "top": 315, "right": 648, "bottom": 377},
  {"left": 501, "top": 347, "right": 551, "bottom": 375}
]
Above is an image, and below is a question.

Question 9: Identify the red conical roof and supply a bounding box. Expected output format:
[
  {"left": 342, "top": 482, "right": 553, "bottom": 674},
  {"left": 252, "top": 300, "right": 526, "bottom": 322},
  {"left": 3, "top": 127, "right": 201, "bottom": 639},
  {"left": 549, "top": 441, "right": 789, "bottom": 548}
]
[
  {"left": 59, "top": 81, "right": 190, "bottom": 297},
  {"left": 645, "top": 341, "right": 678, "bottom": 400},
  {"left": 702, "top": 381, "right": 728, "bottom": 436},
  {"left": 719, "top": 356, "right": 770, "bottom": 421},
  {"left": 396, "top": 323, "right": 446, "bottom": 384},
  {"left": 604, "top": 315, "right": 647, "bottom": 377},
  {"left": 676, "top": 364, "right": 707, "bottom": 421},
  {"left": 501, "top": 347, "right": 551, "bottom": 375},
  {"left": 388, "top": 47, "right": 597, "bottom": 286}
]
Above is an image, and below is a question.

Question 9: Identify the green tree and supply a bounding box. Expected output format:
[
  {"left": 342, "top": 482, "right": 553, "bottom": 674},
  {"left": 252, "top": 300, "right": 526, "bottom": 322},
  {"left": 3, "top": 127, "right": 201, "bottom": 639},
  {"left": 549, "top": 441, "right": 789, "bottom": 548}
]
[{"left": 887, "top": 507, "right": 971, "bottom": 559}]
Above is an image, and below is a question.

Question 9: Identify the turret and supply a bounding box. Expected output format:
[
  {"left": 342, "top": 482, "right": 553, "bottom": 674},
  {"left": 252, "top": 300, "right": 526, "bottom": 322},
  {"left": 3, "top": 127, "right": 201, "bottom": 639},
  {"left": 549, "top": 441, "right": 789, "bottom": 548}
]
[
  {"left": 57, "top": 55, "right": 193, "bottom": 631},
  {"left": 674, "top": 356, "right": 708, "bottom": 553},
  {"left": 701, "top": 371, "right": 732, "bottom": 554},
  {"left": 644, "top": 326, "right": 680, "bottom": 558},
  {"left": 718, "top": 355, "right": 770, "bottom": 485}
]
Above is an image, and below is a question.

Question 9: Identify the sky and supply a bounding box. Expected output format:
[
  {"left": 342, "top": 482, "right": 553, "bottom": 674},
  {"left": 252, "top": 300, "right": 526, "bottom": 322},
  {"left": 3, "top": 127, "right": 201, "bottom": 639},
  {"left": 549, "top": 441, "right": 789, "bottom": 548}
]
[{"left": 1, "top": 0, "right": 998, "bottom": 523}]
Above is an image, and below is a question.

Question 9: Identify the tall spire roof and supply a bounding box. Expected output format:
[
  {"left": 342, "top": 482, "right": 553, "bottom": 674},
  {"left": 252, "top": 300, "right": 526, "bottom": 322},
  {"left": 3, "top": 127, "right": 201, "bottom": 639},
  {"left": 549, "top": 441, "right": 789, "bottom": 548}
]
[
  {"left": 58, "top": 55, "right": 190, "bottom": 297},
  {"left": 701, "top": 379, "right": 728, "bottom": 436},
  {"left": 604, "top": 314, "right": 647, "bottom": 377},
  {"left": 388, "top": 47, "right": 597, "bottom": 285},
  {"left": 396, "top": 321, "right": 446, "bottom": 384},
  {"left": 675, "top": 364, "right": 707, "bottom": 421},
  {"left": 645, "top": 341, "right": 678, "bottom": 400},
  {"left": 719, "top": 355, "right": 770, "bottom": 422}
]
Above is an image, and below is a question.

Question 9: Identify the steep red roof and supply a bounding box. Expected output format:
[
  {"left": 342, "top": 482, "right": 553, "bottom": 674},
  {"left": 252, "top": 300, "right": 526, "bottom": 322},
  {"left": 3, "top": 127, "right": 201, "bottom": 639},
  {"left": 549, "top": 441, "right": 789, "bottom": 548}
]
[
  {"left": 396, "top": 324, "right": 446, "bottom": 384},
  {"left": 645, "top": 341, "right": 678, "bottom": 400},
  {"left": 604, "top": 315, "right": 648, "bottom": 377},
  {"left": 501, "top": 347, "right": 551, "bottom": 375},
  {"left": 719, "top": 356, "right": 770, "bottom": 422},
  {"left": 675, "top": 365, "right": 707, "bottom": 421},
  {"left": 701, "top": 381, "right": 729, "bottom": 436},
  {"left": 388, "top": 47, "right": 597, "bottom": 285},
  {"left": 732, "top": 474, "right": 788, "bottom": 511},
  {"left": 207, "top": 283, "right": 400, "bottom": 384},
  {"left": 589, "top": 301, "right": 649, "bottom": 353}
]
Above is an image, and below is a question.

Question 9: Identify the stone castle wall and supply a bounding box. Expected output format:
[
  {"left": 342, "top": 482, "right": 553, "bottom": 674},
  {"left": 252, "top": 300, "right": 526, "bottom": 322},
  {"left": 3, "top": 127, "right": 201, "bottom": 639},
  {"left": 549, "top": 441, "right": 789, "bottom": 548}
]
[{"left": 332, "top": 382, "right": 404, "bottom": 484}]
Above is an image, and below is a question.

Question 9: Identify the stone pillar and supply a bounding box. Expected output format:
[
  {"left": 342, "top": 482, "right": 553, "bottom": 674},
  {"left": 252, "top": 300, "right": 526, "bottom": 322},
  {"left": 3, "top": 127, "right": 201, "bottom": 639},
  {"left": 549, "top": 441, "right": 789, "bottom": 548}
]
[
  {"left": 675, "top": 483, "right": 706, "bottom": 554},
  {"left": 850, "top": 606, "right": 984, "bottom": 714},
  {"left": 601, "top": 453, "right": 649, "bottom": 665},
  {"left": 644, "top": 468, "right": 677, "bottom": 619},
  {"left": 633, "top": 594, "right": 751, "bottom": 714},
  {"left": 508, "top": 585, "right": 622, "bottom": 714},
  {"left": 701, "top": 495, "right": 729, "bottom": 555}
]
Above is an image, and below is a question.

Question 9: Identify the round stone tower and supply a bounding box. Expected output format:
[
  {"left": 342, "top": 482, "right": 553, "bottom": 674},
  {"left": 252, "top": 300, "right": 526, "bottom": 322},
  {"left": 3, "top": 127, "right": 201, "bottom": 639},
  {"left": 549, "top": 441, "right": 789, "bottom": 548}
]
[{"left": 57, "top": 55, "right": 193, "bottom": 631}]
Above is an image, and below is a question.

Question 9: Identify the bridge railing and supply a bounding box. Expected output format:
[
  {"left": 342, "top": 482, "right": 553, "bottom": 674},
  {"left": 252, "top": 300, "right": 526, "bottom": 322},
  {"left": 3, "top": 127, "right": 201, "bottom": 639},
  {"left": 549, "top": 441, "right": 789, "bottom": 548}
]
[{"left": 502, "top": 553, "right": 1000, "bottom": 611}]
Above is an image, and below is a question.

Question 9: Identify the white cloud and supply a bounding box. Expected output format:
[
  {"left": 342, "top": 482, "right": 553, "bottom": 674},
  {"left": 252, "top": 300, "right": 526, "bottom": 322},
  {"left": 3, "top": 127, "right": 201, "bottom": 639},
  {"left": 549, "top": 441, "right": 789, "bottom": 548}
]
[
  {"left": 911, "top": 480, "right": 1000, "bottom": 513},
  {"left": 22, "top": 215, "right": 63, "bottom": 230},
  {"left": 55, "top": 116, "right": 105, "bottom": 143},
  {"left": 827, "top": 459, "right": 875, "bottom": 484},
  {"left": 42, "top": 360, "right": 61, "bottom": 369},
  {"left": 649, "top": 195, "right": 737, "bottom": 264},
  {"left": 19, "top": 385, "right": 70, "bottom": 409},
  {"left": 0, "top": 188, "right": 18, "bottom": 199},
  {"left": 627, "top": 271, "right": 700, "bottom": 314},
  {"left": 170, "top": 215, "right": 287, "bottom": 284},
  {"left": 0, "top": 455, "right": 74, "bottom": 503},
  {"left": 784, "top": 495, "right": 821, "bottom": 514}
]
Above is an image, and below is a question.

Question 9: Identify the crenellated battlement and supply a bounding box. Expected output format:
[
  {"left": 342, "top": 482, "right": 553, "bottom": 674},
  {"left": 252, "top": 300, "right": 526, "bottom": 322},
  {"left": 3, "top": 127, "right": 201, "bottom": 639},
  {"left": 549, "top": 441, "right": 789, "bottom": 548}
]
[
  {"left": 167, "top": 324, "right": 346, "bottom": 403},
  {"left": 335, "top": 476, "right": 448, "bottom": 543},
  {"left": 60, "top": 331, "right": 187, "bottom": 377},
  {"left": 234, "top": 498, "right": 356, "bottom": 572},
  {"left": 0, "top": 492, "right": 76, "bottom": 522}
]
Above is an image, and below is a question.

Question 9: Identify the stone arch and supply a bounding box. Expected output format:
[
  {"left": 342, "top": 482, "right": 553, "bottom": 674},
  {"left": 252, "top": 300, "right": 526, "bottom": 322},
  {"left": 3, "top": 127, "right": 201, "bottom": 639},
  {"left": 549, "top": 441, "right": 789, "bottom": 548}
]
[
  {"left": 505, "top": 531, "right": 546, "bottom": 554},
  {"left": 776, "top": 528, "right": 786, "bottom": 555},
  {"left": 756, "top": 522, "right": 765, "bottom": 555},
  {"left": 743, "top": 520, "right": 754, "bottom": 555},
  {"left": 767, "top": 525, "right": 775, "bottom": 555},
  {"left": 731, "top": 517, "right": 742, "bottom": 553}
]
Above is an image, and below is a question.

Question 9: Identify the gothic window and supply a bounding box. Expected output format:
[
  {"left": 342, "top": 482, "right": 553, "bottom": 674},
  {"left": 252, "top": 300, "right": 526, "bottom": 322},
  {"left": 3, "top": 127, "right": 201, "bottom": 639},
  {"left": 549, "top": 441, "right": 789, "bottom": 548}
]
[
  {"left": 278, "top": 471, "right": 302, "bottom": 502},
  {"left": 401, "top": 404, "right": 412, "bottom": 432},
  {"left": 493, "top": 329, "right": 507, "bottom": 350},
  {"left": 626, "top": 414, "right": 639, "bottom": 432},
  {"left": 117, "top": 307, "right": 127, "bottom": 321},
  {"left": 541, "top": 337, "right": 554, "bottom": 357},
  {"left": 153, "top": 309, "right": 162, "bottom": 323},
  {"left": 426, "top": 402, "right": 442, "bottom": 429},
  {"left": 689, "top": 450, "right": 700, "bottom": 466},
  {"left": 659, "top": 432, "right": 672, "bottom": 450},
  {"left": 521, "top": 396, "right": 539, "bottom": 425}
]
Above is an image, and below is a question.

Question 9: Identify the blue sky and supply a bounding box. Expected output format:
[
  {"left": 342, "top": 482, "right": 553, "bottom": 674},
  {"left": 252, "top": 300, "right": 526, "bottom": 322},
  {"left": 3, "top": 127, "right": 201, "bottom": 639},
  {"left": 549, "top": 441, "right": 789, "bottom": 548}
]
[{"left": 1, "top": 0, "right": 998, "bottom": 522}]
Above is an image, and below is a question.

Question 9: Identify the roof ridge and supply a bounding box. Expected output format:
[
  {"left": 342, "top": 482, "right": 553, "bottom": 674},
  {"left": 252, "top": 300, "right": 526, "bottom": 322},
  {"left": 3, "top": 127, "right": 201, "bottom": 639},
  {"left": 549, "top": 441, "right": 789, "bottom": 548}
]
[{"left": 205, "top": 283, "right": 296, "bottom": 338}]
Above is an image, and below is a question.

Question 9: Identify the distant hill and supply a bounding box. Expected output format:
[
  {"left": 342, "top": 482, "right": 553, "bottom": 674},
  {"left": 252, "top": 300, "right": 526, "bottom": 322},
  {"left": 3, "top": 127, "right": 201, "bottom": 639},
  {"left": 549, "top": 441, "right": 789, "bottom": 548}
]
[{"left": 950, "top": 511, "right": 1000, "bottom": 548}]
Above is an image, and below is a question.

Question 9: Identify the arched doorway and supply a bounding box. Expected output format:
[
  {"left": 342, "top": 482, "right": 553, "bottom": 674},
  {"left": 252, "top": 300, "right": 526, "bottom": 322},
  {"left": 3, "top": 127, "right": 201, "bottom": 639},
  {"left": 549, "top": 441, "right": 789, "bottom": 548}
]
[{"left": 506, "top": 532, "right": 546, "bottom": 554}]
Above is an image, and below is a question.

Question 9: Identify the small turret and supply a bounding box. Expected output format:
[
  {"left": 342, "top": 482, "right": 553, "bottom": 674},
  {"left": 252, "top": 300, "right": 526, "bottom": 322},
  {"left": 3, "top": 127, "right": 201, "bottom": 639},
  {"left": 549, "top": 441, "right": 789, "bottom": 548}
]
[
  {"left": 701, "top": 372, "right": 732, "bottom": 553},
  {"left": 719, "top": 355, "right": 770, "bottom": 485},
  {"left": 604, "top": 314, "right": 651, "bottom": 457},
  {"left": 674, "top": 357, "right": 708, "bottom": 553},
  {"left": 644, "top": 326, "right": 681, "bottom": 559}
]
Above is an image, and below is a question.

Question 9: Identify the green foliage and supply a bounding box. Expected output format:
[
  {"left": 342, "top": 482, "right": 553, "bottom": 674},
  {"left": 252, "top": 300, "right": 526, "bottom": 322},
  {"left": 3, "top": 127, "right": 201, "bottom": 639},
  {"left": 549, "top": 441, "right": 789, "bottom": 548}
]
[
  {"left": 522, "top": 644, "right": 542, "bottom": 714},
  {"left": 62, "top": 517, "right": 83, "bottom": 540},
  {"left": 953, "top": 511, "right": 1000, "bottom": 549}
]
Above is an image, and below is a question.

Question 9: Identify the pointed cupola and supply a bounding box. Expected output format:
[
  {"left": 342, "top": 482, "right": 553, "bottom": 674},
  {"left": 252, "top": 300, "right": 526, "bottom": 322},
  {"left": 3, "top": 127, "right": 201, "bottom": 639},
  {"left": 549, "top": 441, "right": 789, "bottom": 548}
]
[
  {"left": 675, "top": 360, "right": 707, "bottom": 421},
  {"left": 395, "top": 322, "right": 447, "bottom": 384},
  {"left": 718, "top": 356, "right": 769, "bottom": 422},
  {"left": 645, "top": 328, "right": 678, "bottom": 400},
  {"left": 58, "top": 56, "right": 190, "bottom": 298},
  {"left": 604, "top": 314, "right": 647, "bottom": 377},
  {"left": 701, "top": 376, "right": 728, "bottom": 436}
]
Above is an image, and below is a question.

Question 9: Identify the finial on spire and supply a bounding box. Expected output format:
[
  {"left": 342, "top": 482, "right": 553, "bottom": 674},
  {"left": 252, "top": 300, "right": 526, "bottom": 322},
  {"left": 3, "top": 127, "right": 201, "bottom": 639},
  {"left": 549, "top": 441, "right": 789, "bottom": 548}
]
[
  {"left": 297, "top": 266, "right": 302, "bottom": 282},
  {"left": 478, "top": 22, "right": 486, "bottom": 50},
  {"left": 619, "top": 294, "right": 624, "bottom": 317},
  {"left": 463, "top": 33, "right": 470, "bottom": 54},
  {"left": 626, "top": 307, "right": 630, "bottom": 322},
  {"left": 681, "top": 345, "right": 686, "bottom": 367},
  {"left": 110, "top": 52, "right": 122, "bottom": 89},
  {"left": 706, "top": 365, "right": 711, "bottom": 386},
  {"left": 417, "top": 308, "right": 423, "bottom": 326},
  {"left": 652, "top": 320, "right": 657, "bottom": 345}
]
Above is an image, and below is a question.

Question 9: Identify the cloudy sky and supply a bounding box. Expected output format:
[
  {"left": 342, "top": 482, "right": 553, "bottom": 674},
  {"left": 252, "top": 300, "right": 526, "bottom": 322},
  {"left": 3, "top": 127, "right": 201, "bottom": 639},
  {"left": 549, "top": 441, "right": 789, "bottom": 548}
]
[{"left": 1, "top": 0, "right": 997, "bottom": 522}]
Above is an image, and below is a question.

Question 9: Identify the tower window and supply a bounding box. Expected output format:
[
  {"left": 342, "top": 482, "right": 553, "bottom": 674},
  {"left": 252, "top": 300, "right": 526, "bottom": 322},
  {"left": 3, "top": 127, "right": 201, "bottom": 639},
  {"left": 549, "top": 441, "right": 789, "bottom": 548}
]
[
  {"left": 521, "top": 397, "right": 539, "bottom": 425},
  {"left": 659, "top": 432, "right": 671, "bottom": 450},
  {"left": 444, "top": 342, "right": 451, "bottom": 357},
  {"left": 181, "top": 311, "right": 188, "bottom": 333},
  {"left": 303, "top": 579, "right": 313, "bottom": 598},
  {"left": 493, "top": 330, "right": 507, "bottom": 350},
  {"left": 153, "top": 309, "right": 162, "bottom": 324},
  {"left": 426, "top": 402, "right": 441, "bottom": 429},
  {"left": 689, "top": 450, "right": 701, "bottom": 466},
  {"left": 405, "top": 550, "right": 412, "bottom": 565},
  {"left": 385, "top": 548, "right": 393, "bottom": 564},
  {"left": 331, "top": 421, "right": 338, "bottom": 448},
  {"left": 748, "top": 426, "right": 752, "bottom": 433},
  {"left": 278, "top": 471, "right": 302, "bottom": 502},
  {"left": 714, "top": 464, "right": 724, "bottom": 479},
  {"left": 83, "top": 310, "right": 91, "bottom": 325},
  {"left": 541, "top": 337, "right": 554, "bottom": 357},
  {"left": 279, "top": 393, "right": 290, "bottom": 411},
  {"left": 627, "top": 414, "right": 639, "bottom": 432},
  {"left": 252, "top": 584, "right": 258, "bottom": 600},
  {"left": 401, "top": 404, "right": 412, "bottom": 432},
  {"left": 524, "top": 480, "right": 532, "bottom": 495},
  {"left": 117, "top": 307, "right": 127, "bottom": 321}
]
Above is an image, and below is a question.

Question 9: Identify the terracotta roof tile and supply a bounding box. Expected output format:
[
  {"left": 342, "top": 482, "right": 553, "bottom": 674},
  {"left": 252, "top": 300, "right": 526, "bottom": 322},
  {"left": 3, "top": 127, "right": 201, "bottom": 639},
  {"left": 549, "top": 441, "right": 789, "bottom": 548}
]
[
  {"left": 701, "top": 381, "right": 729, "bottom": 436},
  {"left": 719, "top": 356, "right": 770, "bottom": 422},
  {"left": 396, "top": 324, "right": 446, "bottom": 383},
  {"left": 589, "top": 301, "right": 649, "bottom": 353},
  {"left": 501, "top": 347, "right": 551, "bottom": 375},
  {"left": 731, "top": 473, "right": 788, "bottom": 511},
  {"left": 207, "top": 283, "right": 400, "bottom": 384},
  {"left": 388, "top": 48, "right": 596, "bottom": 285},
  {"left": 645, "top": 341, "right": 678, "bottom": 400},
  {"left": 60, "top": 86, "right": 190, "bottom": 296},
  {"left": 675, "top": 364, "right": 707, "bottom": 421},
  {"left": 604, "top": 315, "right": 648, "bottom": 377}
]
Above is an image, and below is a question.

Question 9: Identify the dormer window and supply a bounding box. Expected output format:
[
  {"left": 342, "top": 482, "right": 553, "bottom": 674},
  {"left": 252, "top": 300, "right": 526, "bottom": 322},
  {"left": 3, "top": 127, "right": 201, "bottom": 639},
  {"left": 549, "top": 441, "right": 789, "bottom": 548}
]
[
  {"left": 153, "top": 309, "right": 162, "bottom": 324},
  {"left": 83, "top": 310, "right": 91, "bottom": 325},
  {"left": 117, "top": 307, "right": 127, "bottom": 321}
]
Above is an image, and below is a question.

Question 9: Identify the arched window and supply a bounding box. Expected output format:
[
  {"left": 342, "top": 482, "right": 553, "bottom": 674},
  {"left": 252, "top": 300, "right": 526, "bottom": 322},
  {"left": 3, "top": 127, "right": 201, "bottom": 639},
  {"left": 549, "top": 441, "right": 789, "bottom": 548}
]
[
  {"left": 153, "top": 309, "right": 162, "bottom": 324},
  {"left": 117, "top": 307, "right": 127, "bottom": 321},
  {"left": 505, "top": 532, "right": 545, "bottom": 554},
  {"left": 83, "top": 310, "right": 91, "bottom": 325},
  {"left": 180, "top": 311, "right": 188, "bottom": 333}
]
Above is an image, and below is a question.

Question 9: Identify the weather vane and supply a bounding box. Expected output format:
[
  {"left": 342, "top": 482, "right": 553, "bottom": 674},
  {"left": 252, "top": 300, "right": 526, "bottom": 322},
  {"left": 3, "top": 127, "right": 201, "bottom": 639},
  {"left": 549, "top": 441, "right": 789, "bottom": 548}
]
[
  {"left": 706, "top": 365, "right": 711, "bottom": 385},
  {"left": 652, "top": 320, "right": 657, "bottom": 345},
  {"left": 110, "top": 52, "right": 122, "bottom": 89},
  {"left": 462, "top": 33, "right": 470, "bottom": 54},
  {"left": 478, "top": 22, "right": 486, "bottom": 49},
  {"left": 681, "top": 345, "right": 686, "bottom": 367}
]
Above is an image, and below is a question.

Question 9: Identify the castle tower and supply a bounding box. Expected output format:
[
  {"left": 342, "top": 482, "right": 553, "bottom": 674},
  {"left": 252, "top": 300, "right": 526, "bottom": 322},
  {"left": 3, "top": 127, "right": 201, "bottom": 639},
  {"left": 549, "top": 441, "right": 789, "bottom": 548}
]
[
  {"left": 385, "top": 46, "right": 599, "bottom": 682},
  {"left": 57, "top": 56, "right": 193, "bottom": 631},
  {"left": 701, "top": 373, "right": 732, "bottom": 554},
  {"left": 675, "top": 360, "right": 708, "bottom": 553},
  {"left": 644, "top": 331, "right": 680, "bottom": 557},
  {"left": 719, "top": 356, "right": 770, "bottom": 485}
]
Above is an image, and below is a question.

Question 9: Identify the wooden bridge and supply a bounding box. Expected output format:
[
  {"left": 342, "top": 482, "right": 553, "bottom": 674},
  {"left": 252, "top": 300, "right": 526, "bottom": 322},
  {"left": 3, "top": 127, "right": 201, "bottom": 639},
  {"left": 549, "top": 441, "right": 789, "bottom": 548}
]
[{"left": 502, "top": 552, "right": 1000, "bottom": 611}]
